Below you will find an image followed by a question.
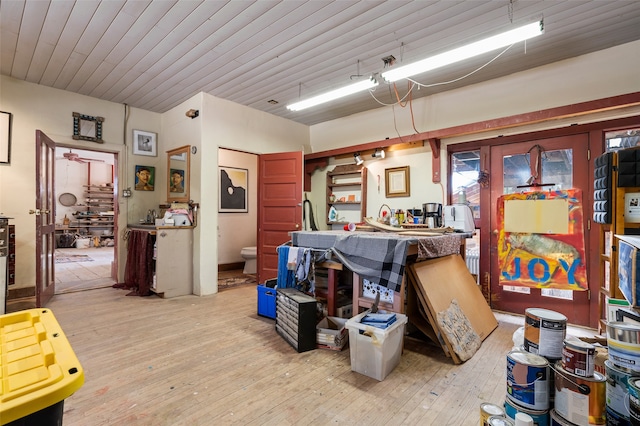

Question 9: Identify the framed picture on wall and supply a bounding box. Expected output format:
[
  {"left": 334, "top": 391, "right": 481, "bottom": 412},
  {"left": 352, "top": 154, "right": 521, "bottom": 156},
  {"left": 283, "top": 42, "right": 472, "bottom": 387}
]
[
  {"left": 385, "top": 166, "right": 410, "bottom": 197},
  {"left": 133, "top": 130, "right": 157, "bottom": 156},
  {"left": 219, "top": 166, "right": 248, "bottom": 212},
  {"left": 0, "top": 111, "right": 12, "bottom": 164},
  {"left": 135, "top": 165, "right": 155, "bottom": 191}
]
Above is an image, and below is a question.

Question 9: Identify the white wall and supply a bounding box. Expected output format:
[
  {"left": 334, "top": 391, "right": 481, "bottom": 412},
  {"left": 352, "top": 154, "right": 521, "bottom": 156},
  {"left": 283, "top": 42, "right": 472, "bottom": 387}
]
[
  {"left": 310, "top": 39, "right": 640, "bottom": 151},
  {"left": 162, "top": 93, "right": 310, "bottom": 295},
  {"left": 217, "top": 148, "right": 258, "bottom": 264},
  {"left": 307, "top": 40, "right": 640, "bottom": 209},
  {"left": 0, "top": 75, "right": 163, "bottom": 289}
]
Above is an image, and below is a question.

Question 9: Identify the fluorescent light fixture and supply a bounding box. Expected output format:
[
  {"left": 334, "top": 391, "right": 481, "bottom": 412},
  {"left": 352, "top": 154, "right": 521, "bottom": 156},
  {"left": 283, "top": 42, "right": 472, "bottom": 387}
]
[
  {"left": 372, "top": 148, "right": 385, "bottom": 159},
  {"left": 354, "top": 153, "right": 364, "bottom": 165},
  {"left": 287, "top": 77, "right": 378, "bottom": 111},
  {"left": 381, "top": 20, "right": 543, "bottom": 83}
]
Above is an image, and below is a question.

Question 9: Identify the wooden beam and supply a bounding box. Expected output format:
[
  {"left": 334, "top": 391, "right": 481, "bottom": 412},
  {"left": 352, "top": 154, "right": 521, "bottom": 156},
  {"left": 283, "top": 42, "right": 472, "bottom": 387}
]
[{"left": 428, "top": 138, "right": 441, "bottom": 182}]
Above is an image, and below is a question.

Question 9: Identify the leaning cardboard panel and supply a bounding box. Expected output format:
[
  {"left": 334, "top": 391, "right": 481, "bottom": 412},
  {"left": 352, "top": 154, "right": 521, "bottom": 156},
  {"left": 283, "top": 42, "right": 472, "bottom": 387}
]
[{"left": 411, "top": 254, "right": 498, "bottom": 341}]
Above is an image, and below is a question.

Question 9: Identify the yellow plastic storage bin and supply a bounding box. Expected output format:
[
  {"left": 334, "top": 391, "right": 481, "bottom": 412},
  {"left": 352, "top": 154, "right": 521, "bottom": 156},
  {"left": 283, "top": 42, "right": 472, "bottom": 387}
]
[{"left": 1, "top": 309, "right": 84, "bottom": 425}]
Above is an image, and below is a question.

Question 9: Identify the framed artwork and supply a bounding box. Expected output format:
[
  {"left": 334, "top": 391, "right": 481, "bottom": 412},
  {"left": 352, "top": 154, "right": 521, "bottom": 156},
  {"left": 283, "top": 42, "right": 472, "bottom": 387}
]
[
  {"left": 385, "top": 166, "right": 410, "bottom": 197},
  {"left": 219, "top": 166, "right": 248, "bottom": 212},
  {"left": 135, "top": 165, "right": 155, "bottom": 191},
  {"left": 133, "top": 130, "right": 157, "bottom": 156},
  {"left": 0, "top": 111, "right": 11, "bottom": 164},
  {"left": 169, "top": 168, "right": 185, "bottom": 193},
  {"left": 72, "top": 112, "right": 104, "bottom": 143}
]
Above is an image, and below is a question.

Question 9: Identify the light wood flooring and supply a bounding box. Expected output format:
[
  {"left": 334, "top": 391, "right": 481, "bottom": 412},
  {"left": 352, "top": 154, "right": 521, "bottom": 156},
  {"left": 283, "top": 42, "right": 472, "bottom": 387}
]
[
  {"left": 40, "top": 285, "right": 597, "bottom": 426},
  {"left": 55, "top": 247, "right": 116, "bottom": 293}
]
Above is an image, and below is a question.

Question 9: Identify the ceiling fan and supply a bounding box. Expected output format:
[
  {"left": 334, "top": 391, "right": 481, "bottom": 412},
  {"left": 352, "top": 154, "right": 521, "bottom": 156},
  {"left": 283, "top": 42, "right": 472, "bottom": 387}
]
[{"left": 61, "top": 151, "right": 104, "bottom": 164}]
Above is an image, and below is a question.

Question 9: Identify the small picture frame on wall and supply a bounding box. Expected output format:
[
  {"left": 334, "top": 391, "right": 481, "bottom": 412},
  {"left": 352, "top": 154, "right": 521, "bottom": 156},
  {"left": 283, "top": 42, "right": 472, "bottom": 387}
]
[
  {"left": 385, "top": 166, "right": 410, "bottom": 197},
  {"left": 0, "top": 111, "right": 11, "bottom": 164},
  {"left": 135, "top": 165, "right": 155, "bottom": 191},
  {"left": 219, "top": 166, "right": 248, "bottom": 212},
  {"left": 133, "top": 130, "right": 157, "bottom": 156}
]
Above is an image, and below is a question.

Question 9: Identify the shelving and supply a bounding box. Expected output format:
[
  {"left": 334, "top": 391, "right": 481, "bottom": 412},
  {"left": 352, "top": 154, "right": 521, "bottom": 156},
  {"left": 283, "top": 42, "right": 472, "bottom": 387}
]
[
  {"left": 326, "top": 164, "right": 367, "bottom": 227},
  {"left": 597, "top": 147, "right": 640, "bottom": 331},
  {"left": 70, "top": 185, "right": 114, "bottom": 237}
]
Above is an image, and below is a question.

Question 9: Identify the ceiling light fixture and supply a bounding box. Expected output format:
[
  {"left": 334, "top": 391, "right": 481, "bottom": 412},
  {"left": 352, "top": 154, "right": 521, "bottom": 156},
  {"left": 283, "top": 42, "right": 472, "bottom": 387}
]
[
  {"left": 372, "top": 148, "right": 385, "bottom": 159},
  {"left": 286, "top": 77, "right": 378, "bottom": 111},
  {"left": 381, "top": 20, "right": 544, "bottom": 83},
  {"left": 354, "top": 153, "right": 364, "bottom": 165}
]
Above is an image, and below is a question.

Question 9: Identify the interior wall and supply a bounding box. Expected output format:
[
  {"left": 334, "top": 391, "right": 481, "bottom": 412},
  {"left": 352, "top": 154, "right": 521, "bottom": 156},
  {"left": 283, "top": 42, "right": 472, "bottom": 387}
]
[
  {"left": 0, "top": 75, "right": 161, "bottom": 290},
  {"left": 217, "top": 148, "right": 258, "bottom": 264},
  {"left": 309, "top": 39, "right": 640, "bottom": 152},
  {"left": 307, "top": 39, "right": 640, "bottom": 212},
  {"left": 197, "top": 93, "right": 310, "bottom": 295},
  {"left": 55, "top": 148, "right": 114, "bottom": 224}
]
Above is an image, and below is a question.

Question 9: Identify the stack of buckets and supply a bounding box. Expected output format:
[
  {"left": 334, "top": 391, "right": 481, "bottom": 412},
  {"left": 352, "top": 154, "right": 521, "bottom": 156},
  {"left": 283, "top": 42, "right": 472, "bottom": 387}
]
[
  {"left": 605, "top": 320, "right": 640, "bottom": 424},
  {"left": 483, "top": 307, "right": 608, "bottom": 426}
]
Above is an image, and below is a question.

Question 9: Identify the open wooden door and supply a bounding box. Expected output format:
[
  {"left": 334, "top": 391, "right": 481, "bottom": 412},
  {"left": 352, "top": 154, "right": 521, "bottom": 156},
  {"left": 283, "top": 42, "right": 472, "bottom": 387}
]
[
  {"left": 34, "top": 130, "right": 56, "bottom": 306},
  {"left": 257, "top": 151, "right": 303, "bottom": 284}
]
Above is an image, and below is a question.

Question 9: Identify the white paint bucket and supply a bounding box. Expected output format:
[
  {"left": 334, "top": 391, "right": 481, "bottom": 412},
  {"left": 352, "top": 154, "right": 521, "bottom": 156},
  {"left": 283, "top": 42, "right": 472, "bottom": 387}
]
[
  {"left": 506, "top": 350, "right": 550, "bottom": 411},
  {"left": 524, "top": 308, "right": 567, "bottom": 360}
]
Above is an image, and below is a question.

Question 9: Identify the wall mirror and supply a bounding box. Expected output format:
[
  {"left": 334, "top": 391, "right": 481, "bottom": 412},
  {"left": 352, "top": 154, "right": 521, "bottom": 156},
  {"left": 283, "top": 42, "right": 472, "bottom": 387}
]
[
  {"left": 72, "top": 112, "right": 104, "bottom": 143},
  {"left": 167, "top": 145, "right": 190, "bottom": 203}
]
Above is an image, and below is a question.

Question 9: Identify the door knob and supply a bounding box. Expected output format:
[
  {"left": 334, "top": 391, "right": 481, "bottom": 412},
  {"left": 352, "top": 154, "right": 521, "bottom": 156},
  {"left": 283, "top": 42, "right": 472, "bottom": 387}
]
[{"left": 295, "top": 223, "right": 300, "bottom": 229}]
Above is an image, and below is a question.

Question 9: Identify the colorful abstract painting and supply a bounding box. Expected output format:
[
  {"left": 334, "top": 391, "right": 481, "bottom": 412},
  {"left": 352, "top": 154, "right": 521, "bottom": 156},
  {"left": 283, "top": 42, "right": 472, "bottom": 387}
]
[{"left": 497, "top": 189, "right": 587, "bottom": 291}]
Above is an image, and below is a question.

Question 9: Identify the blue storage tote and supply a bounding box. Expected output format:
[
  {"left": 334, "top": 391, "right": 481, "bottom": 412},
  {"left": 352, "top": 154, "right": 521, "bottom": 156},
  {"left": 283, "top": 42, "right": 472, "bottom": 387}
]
[
  {"left": 257, "top": 280, "right": 277, "bottom": 319},
  {"left": 619, "top": 235, "right": 640, "bottom": 307}
]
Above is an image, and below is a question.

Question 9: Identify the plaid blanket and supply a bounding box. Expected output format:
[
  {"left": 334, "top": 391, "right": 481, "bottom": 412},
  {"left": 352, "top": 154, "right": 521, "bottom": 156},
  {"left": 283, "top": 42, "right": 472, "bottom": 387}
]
[{"left": 330, "top": 233, "right": 412, "bottom": 293}]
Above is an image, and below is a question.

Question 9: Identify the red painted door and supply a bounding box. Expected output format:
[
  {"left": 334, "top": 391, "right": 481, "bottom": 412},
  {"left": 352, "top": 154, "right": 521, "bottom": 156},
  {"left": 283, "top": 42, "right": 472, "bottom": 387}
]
[
  {"left": 257, "top": 151, "right": 303, "bottom": 284},
  {"left": 489, "top": 134, "right": 591, "bottom": 326},
  {"left": 34, "top": 130, "right": 56, "bottom": 306}
]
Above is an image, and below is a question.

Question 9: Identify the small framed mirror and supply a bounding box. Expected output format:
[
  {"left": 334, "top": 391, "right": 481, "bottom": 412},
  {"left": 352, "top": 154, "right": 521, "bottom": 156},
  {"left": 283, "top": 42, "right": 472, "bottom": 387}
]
[
  {"left": 72, "top": 112, "right": 104, "bottom": 143},
  {"left": 167, "top": 145, "right": 190, "bottom": 203}
]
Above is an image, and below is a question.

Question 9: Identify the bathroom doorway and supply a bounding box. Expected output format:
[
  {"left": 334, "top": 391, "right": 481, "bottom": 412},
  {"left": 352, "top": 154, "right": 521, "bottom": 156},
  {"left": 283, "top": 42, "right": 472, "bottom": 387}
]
[{"left": 54, "top": 147, "right": 117, "bottom": 293}]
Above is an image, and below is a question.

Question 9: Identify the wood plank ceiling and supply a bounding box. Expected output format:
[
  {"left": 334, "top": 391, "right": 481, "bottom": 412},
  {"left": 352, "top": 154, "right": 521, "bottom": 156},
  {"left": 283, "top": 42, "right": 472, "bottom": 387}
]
[{"left": 2, "top": 0, "right": 640, "bottom": 126}]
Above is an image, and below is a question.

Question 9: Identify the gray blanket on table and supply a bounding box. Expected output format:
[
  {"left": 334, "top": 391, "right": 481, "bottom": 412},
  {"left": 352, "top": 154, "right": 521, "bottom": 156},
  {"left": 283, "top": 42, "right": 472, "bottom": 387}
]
[{"left": 330, "top": 233, "right": 411, "bottom": 293}]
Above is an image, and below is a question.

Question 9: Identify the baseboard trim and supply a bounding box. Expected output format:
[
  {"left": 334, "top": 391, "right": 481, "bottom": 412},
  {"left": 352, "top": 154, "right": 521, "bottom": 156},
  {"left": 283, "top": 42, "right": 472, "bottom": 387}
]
[
  {"left": 8, "top": 286, "right": 36, "bottom": 300},
  {"left": 218, "top": 262, "right": 244, "bottom": 272}
]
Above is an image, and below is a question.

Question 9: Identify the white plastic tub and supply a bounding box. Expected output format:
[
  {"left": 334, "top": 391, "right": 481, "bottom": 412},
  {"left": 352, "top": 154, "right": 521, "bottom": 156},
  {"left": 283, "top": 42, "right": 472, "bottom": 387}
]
[
  {"left": 345, "top": 310, "right": 408, "bottom": 381},
  {"left": 75, "top": 238, "right": 90, "bottom": 249}
]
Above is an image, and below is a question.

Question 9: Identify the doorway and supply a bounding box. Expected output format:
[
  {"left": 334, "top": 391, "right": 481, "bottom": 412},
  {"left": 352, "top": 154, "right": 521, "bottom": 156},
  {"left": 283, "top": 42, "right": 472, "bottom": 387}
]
[
  {"left": 489, "top": 134, "right": 591, "bottom": 326},
  {"left": 54, "top": 147, "right": 117, "bottom": 293}
]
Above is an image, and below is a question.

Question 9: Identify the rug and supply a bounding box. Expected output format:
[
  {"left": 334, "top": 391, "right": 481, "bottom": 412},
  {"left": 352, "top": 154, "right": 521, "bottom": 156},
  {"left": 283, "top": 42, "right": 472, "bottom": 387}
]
[
  {"left": 218, "top": 275, "right": 256, "bottom": 290},
  {"left": 55, "top": 254, "right": 94, "bottom": 264}
]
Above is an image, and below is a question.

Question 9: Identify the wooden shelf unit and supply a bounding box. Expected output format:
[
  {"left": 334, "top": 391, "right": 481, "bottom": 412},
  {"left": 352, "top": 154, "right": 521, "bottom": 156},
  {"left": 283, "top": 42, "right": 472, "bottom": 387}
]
[
  {"left": 326, "top": 164, "right": 367, "bottom": 227},
  {"left": 598, "top": 149, "right": 640, "bottom": 332}
]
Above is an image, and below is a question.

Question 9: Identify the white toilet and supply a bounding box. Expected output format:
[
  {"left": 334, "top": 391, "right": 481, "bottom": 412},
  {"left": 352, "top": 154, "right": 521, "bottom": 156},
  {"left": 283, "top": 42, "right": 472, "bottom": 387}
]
[{"left": 240, "top": 246, "right": 257, "bottom": 274}]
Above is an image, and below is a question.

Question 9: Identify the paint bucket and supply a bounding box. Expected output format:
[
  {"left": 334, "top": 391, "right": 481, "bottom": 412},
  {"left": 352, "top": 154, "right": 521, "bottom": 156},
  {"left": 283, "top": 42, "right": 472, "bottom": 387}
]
[
  {"left": 607, "top": 322, "right": 640, "bottom": 374},
  {"left": 481, "top": 402, "right": 506, "bottom": 425},
  {"left": 606, "top": 405, "right": 632, "bottom": 426},
  {"left": 553, "top": 361, "right": 606, "bottom": 425},
  {"left": 524, "top": 308, "right": 567, "bottom": 360},
  {"left": 628, "top": 376, "right": 640, "bottom": 425},
  {"left": 506, "top": 350, "right": 550, "bottom": 411},
  {"left": 504, "top": 398, "right": 549, "bottom": 426},
  {"left": 606, "top": 359, "right": 632, "bottom": 421},
  {"left": 549, "top": 409, "right": 575, "bottom": 426},
  {"left": 562, "top": 338, "right": 595, "bottom": 377},
  {"left": 487, "top": 416, "right": 515, "bottom": 426}
]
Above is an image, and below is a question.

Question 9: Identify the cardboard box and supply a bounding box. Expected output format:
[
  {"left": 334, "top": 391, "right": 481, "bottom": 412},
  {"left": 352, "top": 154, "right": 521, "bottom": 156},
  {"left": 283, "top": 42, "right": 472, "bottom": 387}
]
[{"left": 316, "top": 316, "right": 348, "bottom": 350}]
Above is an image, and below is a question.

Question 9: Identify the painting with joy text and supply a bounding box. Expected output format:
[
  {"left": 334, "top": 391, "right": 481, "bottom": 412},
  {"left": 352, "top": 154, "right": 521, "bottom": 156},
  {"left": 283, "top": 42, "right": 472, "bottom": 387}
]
[{"left": 497, "top": 189, "right": 587, "bottom": 291}]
